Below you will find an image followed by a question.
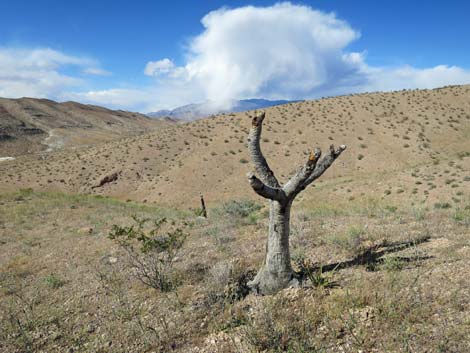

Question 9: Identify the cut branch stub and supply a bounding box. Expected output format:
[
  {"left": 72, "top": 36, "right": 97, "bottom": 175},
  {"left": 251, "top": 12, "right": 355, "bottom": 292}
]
[
  {"left": 247, "top": 112, "right": 281, "bottom": 189},
  {"left": 247, "top": 172, "right": 286, "bottom": 202},
  {"left": 283, "top": 148, "right": 321, "bottom": 197},
  {"left": 301, "top": 144, "right": 347, "bottom": 188},
  {"left": 251, "top": 112, "right": 265, "bottom": 127}
]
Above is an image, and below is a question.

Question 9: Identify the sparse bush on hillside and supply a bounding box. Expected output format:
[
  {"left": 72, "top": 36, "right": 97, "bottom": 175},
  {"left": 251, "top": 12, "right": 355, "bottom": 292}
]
[
  {"left": 1, "top": 288, "right": 38, "bottom": 352},
  {"left": 434, "top": 202, "right": 452, "bottom": 209},
  {"left": 324, "top": 225, "right": 366, "bottom": 256},
  {"left": 453, "top": 205, "right": 470, "bottom": 225},
  {"left": 221, "top": 199, "right": 262, "bottom": 224},
  {"left": 108, "top": 216, "right": 187, "bottom": 292},
  {"left": 44, "top": 273, "right": 66, "bottom": 289}
]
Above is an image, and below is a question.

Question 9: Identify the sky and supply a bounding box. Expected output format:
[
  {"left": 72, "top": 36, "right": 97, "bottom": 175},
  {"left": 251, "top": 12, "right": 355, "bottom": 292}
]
[{"left": 1, "top": 0, "right": 470, "bottom": 112}]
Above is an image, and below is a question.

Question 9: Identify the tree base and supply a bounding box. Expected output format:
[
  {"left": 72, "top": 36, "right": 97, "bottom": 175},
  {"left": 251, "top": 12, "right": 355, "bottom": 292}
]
[{"left": 247, "top": 266, "right": 298, "bottom": 295}]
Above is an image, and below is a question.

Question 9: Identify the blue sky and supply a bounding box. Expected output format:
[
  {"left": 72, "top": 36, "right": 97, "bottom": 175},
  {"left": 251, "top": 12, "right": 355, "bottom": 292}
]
[{"left": 1, "top": 1, "right": 470, "bottom": 112}]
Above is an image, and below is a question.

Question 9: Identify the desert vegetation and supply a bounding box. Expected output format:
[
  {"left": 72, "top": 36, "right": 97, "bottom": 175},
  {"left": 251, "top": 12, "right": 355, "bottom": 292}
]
[
  {"left": 1, "top": 86, "right": 470, "bottom": 352},
  {"left": 0, "top": 190, "right": 469, "bottom": 352}
]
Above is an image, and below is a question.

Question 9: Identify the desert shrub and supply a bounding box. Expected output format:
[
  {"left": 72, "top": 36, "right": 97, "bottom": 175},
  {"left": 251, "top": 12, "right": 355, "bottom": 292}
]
[
  {"left": 242, "top": 294, "right": 324, "bottom": 352},
  {"left": 434, "top": 202, "right": 452, "bottom": 209},
  {"left": 108, "top": 216, "right": 187, "bottom": 292},
  {"left": 44, "top": 274, "right": 65, "bottom": 289},
  {"left": 219, "top": 199, "right": 262, "bottom": 225},
  {"left": 222, "top": 199, "right": 261, "bottom": 218},
  {"left": 412, "top": 205, "right": 427, "bottom": 221},
  {"left": 293, "top": 255, "right": 337, "bottom": 288},
  {"left": 205, "top": 222, "right": 235, "bottom": 248},
  {"left": 203, "top": 261, "right": 254, "bottom": 306},
  {"left": 0, "top": 289, "right": 38, "bottom": 352},
  {"left": 381, "top": 256, "right": 405, "bottom": 272},
  {"left": 324, "top": 225, "right": 367, "bottom": 256},
  {"left": 453, "top": 205, "right": 470, "bottom": 225},
  {"left": 192, "top": 207, "right": 206, "bottom": 217}
]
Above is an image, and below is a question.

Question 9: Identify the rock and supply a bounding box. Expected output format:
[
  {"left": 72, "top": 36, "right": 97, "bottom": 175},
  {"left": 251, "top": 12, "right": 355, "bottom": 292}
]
[
  {"left": 79, "top": 227, "right": 93, "bottom": 235},
  {"left": 93, "top": 171, "right": 120, "bottom": 188}
]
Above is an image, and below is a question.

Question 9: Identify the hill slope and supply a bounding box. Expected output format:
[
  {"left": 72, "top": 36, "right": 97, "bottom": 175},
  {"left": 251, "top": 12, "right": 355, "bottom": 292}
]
[
  {"left": 0, "top": 85, "right": 469, "bottom": 209},
  {"left": 0, "top": 97, "right": 167, "bottom": 156}
]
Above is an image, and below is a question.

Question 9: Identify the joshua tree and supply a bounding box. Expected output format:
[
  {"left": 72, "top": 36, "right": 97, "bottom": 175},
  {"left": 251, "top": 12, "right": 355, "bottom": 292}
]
[{"left": 246, "top": 112, "right": 346, "bottom": 294}]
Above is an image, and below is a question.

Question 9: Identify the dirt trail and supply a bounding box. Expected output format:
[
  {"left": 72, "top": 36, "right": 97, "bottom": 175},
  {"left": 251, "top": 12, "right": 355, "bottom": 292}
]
[{"left": 42, "top": 129, "right": 65, "bottom": 152}]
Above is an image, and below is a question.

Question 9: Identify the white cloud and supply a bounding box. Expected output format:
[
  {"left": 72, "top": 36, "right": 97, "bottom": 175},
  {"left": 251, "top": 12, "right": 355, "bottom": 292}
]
[
  {"left": 144, "top": 58, "right": 175, "bottom": 76},
  {"left": 362, "top": 65, "right": 470, "bottom": 92},
  {"left": 64, "top": 88, "right": 158, "bottom": 110},
  {"left": 136, "top": 2, "right": 470, "bottom": 111},
  {"left": 143, "top": 2, "right": 365, "bottom": 109},
  {"left": 4, "top": 3, "right": 470, "bottom": 113},
  {"left": 0, "top": 47, "right": 109, "bottom": 99}
]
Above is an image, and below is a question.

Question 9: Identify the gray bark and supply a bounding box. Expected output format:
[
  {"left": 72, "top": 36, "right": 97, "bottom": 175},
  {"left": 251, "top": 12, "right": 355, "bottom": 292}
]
[
  {"left": 246, "top": 112, "right": 346, "bottom": 295},
  {"left": 249, "top": 199, "right": 294, "bottom": 294}
]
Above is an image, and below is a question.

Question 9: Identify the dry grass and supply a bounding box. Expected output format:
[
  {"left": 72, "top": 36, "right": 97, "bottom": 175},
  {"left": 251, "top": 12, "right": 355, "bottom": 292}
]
[{"left": 1, "top": 190, "right": 469, "bottom": 352}]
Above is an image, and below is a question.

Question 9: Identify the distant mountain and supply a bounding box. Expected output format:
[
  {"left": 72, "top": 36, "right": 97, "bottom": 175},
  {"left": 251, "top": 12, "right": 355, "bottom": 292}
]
[
  {"left": 147, "top": 98, "right": 300, "bottom": 120},
  {"left": 0, "top": 97, "right": 169, "bottom": 157}
]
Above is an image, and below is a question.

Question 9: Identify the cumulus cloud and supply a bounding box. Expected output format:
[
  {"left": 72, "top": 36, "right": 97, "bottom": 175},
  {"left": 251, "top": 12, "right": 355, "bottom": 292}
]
[
  {"left": 0, "top": 47, "right": 108, "bottom": 99},
  {"left": 183, "top": 3, "right": 364, "bottom": 107},
  {"left": 137, "top": 2, "right": 470, "bottom": 111},
  {"left": 141, "top": 3, "right": 366, "bottom": 109}
]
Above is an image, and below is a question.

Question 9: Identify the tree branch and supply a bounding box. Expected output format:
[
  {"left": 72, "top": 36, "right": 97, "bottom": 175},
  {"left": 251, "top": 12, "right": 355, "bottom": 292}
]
[
  {"left": 302, "top": 144, "right": 347, "bottom": 188},
  {"left": 247, "top": 112, "right": 281, "bottom": 188},
  {"left": 247, "top": 172, "right": 286, "bottom": 202},
  {"left": 283, "top": 148, "right": 321, "bottom": 198}
]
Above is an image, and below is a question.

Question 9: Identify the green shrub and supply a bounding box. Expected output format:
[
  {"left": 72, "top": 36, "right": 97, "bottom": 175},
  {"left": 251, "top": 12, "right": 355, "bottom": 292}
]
[
  {"left": 294, "top": 255, "right": 337, "bottom": 288},
  {"left": 434, "top": 202, "right": 452, "bottom": 209},
  {"left": 221, "top": 199, "right": 262, "bottom": 223},
  {"left": 108, "top": 216, "right": 187, "bottom": 292},
  {"left": 193, "top": 207, "right": 206, "bottom": 217},
  {"left": 453, "top": 207, "right": 470, "bottom": 225},
  {"left": 44, "top": 274, "right": 65, "bottom": 289},
  {"left": 381, "top": 256, "right": 405, "bottom": 272},
  {"left": 412, "top": 206, "right": 427, "bottom": 221}
]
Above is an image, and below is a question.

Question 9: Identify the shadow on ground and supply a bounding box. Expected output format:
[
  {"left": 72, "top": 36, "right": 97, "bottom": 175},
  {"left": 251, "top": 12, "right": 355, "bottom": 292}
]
[{"left": 297, "top": 235, "right": 432, "bottom": 283}]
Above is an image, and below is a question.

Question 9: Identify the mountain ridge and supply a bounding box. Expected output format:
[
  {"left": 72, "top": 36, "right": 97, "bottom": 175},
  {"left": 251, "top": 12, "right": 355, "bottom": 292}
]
[{"left": 147, "top": 98, "right": 301, "bottom": 120}]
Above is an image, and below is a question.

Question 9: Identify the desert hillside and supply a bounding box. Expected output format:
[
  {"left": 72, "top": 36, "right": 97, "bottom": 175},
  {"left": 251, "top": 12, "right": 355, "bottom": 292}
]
[
  {"left": 0, "top": 97, "right": 168, "bottom": 156},
  {"left": 1, "top": 86, "right": 469, "bottom": 352},
  {"left": 1, "top": 85, "right": 468, "bottom": 210}
]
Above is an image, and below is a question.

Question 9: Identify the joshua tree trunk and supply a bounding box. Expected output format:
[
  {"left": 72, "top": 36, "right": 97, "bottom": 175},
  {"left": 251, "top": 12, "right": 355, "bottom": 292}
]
[{"left": 246, "top": 112, "right": 346, "bottom": 295}]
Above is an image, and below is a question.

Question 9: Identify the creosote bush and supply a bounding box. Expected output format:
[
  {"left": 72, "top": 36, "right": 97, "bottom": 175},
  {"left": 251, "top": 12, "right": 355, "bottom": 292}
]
[{"left": 108, "top": 216, "right": 187, "bottom": 292}]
